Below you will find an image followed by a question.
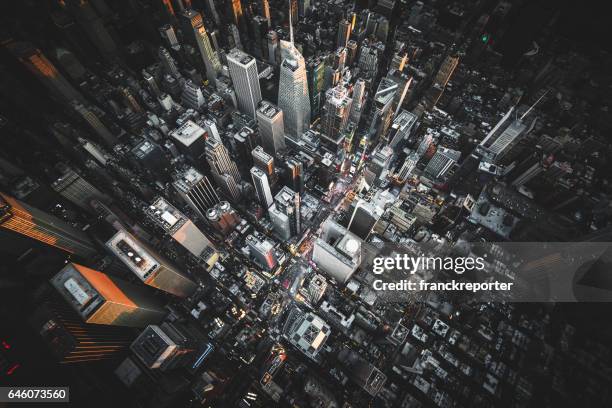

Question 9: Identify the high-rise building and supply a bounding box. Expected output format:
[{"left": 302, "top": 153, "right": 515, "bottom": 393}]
[
  {"left": 251, "top": 16, "right": 269, "bottom": 59},
  {"left": 251, "top": 167, "right": 274, "bottom": 208},
  {"left": 346, "top": 199, "right": 381, "bottom": 239},
  {"left": 227, "top": 49, "right": 262, "bottom": 118},
  {"left": 183, "top": 9, "right": 222, "bottom": 86},
  {"left": 358, "top": 40, "right": 380, "bottom": 80},
  {"left": 337, "top": 19, "right": 351, "bottom": 48},
  {"left": 145, "top": 197, "right": 218, "bottom": 264},
  {"left": 169, "top": 120, "right": 208, "bottom": 160},
  {"left": 51, "top": 165, "right": 110, "bottom": 212},
  {"left": 391, "top": 51, "right": 408, "bottom": 72},
  {"left": 106, "top": 228, "right": 198, "bottom": 297},
  {"left": 181, "top": 79, "right": 205, "bottom": 110},
  {"left": 205, "top": 138, "right": 242, "bottom": 202},
  {"left": 387, "top": 69, "right": 413, "bottom": 116},
  {"left": 267, "top": 30, "right": 279, "bottom": 65},
  {"left": 346, "top": 40, "right": 358, "bottom": 66},
  {"left": 173, "top": 166, "right": 220, "bottom": 219},
  {"left": 423, "top": 146, "right": 461, "bottom": 180},
  {"left": 131, "top": 323, "right": 197, "bottom": 371},
  {"left": 367, "top": 146, "right": 394, "bottom": 180},
  {"left": 312, "top": 218, "right": 361, "bottom": 284},
  {"left": 233, "top": 126, "right": 257, "bottom": 167},
  {"left": 30, "top": 298, "right": 133, "bottom": 364},
  {"left": 306, "top": 56, "right": 326, "bottom": 118},
  {"left": 368, "top": 78, "right": 397, "bottom": 142},
  {"left": 507, "top": 148, "right": 544, "bottom": 187},
  {"left": 388, "top": 110, "right": 418, "bottom": 148},
  {"left": 158, "top": 46, "right": 180, "bottom": 78},
  {"left": 434, "top": 54, "right": 459, "bottom": 87},
  {"left": 50, "top": 263, "right": 166, "bottom": 327},
  {"left": 142, "top": 69, "right": 161, "bottom": 97},
  {"left": 159, "top": 24, "right": 179, "bottom": 48},
  {"left": 5, "top": 41, "right": 85, "bottom": 104},
  {"left": 229, "top": 24, "right": 242, "bottom": 50},
  {"left": 270, "top": 186, "right": 300, "bottom": 238},
  {"left": 261, "top": 0, "right": 271, "bottom": 26},
  {"left": 0, "top": 192, "right": 97, "bottom": 258},
  {"left": 397, "top": 151, "right": 420, "bottom": 182},
  {"left": 252, "top": 145, "right": 275, "bottom": 177},
  {"left": 477, "top": 106, "right": 538, "bottom": 163},
  {"left": 246, "top": 234, "right": 277, "bottom": 270},
  {"left": 256, "top": 100, "right": 285, "bottom": 156},
  {"left": 278, "top": 15, "right": 311, "bottom": 138},
  {"left": 206, "top": 201, "right": 240, "bottom": 235},
  {"left": 286, "top": 158, "right": 304, "bottom": 195},
  {"left": 72, "top": 101, "right": 117, "bottom": 147},
  {"left": 320, "top": 85, "right": 352, "bottom": 145},
  {"left": 289, "top": 0, "right": 298, "bottom": 22},
  {"left": 306, "top": 274, "right": 327, "bottom": 305},
  {"left": 283, "top": 307, "right": 330, "bottom": 361},
  {"left": 349, "top": 79, "right": 366, "bottom": 125}
]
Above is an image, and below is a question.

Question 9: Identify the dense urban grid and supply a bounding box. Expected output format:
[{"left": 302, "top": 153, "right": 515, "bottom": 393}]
[{"left": 1, "top": 0, "right": 612, "bottom": 407}]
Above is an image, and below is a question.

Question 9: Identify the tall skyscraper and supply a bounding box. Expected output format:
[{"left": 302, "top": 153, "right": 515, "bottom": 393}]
[
  {"left": 267, "top": 30, "right": 279, "bottom": 65},
  {"left": 251, "top": 167, "right": 274, "bottom": 208},
  {"left": 183, "top": 9, "right": 221, "bottom": 86},
  {"left": 0, "top": 192, "right": 97, "bottom": 258},
  {"left": 256, "top": 100, "right": 285, "bottom": 155},
  {"left": 106, "top": 228, "right": 199, "bottom": 297},
  {"left": 51, "top": 165, "right": 110, "bottom": 212},
  {"left": 50, "top": 263, "right": 166, "bottom": 327},
  {"left": 173, "top": 166, "right": 220, "bottom": 219},
  {"left": 146, "top": 196, "right": 218, "bottom": 260},
  {"left": 434, "top": 54, "right": 459, "bottom": 87},
  {"left": 261, "top": 0, "right": 271, "bottom": 27},
  {"left": 278, "top": 11, "right": 311, "bottom": 138},
  {"left": 423, "top": 147, "right": 461, "bottom": 180},
  {"left": 306, "top": 56, "right": 326, "bottom": 118},
  {"left": 286, "top": 158, "right": 304, "bottom": 195},
  {"left": 246, "top": 234, "right": 277, "bottom": 270},
  {"left": 206, "top": 201, "right": 240, "bottom": 236},
  {"left": 5, "top": 41, "right": 85, "bottom": 104},
  {"left": 397, "top": 151, "right": 420, "bottom": 182},
  {"left": 159, "top": 24, "right": 179, "bottom": 48},
  {"left": 227, "top": 49, "right": 262, "bottom": 118},
  {"left": 349, "top": 79, "right": 366, "bottom": 125},
  {"left": 181, "top": 79, "right": 205, "bottom": 110},
  {"left": 312, "top": 219, "right": 361, "bottom": 284},
  {"left": 388, "top": 110, "right": 418, "bottom": 148},
  {"left": 205, "top": 138, "right": 242, "bottom": 202},
  {"left": 30, "top": 298, "right": 133, "bottom": 364},
  {"left": 252, "top": 145, "right": 275, "bottom": 177},
  {"left": 477, "top": 105, "right": 538, "bottom": 163},
  {"left": 72, "top": 101, "right": 117, "bottom": 147},
  {"left": 368, "top": 78, "right": 397, "bottom": 142},
  {"left": 387, "top": 69, "right": 413, "bottom": 116},
  {"left": 131, "top": 323, "right": 197, "bottom": 371},
  {"left": 270, "top": 186, "right": 300, "bottom": 238},
  {"left": 158, "top": 46, "right": 180, "bottom": 78},
  {"left": 337, "top": 19, "right": 351, "bottom": 48},
  {"left": 320, "top": 85, "right": 352, "bottom": 143}
]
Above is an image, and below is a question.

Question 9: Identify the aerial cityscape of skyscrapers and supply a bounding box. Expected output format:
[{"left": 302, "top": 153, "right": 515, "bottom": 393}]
[{"left": 1, "top": 0, "right": 612, "bottom": 407}]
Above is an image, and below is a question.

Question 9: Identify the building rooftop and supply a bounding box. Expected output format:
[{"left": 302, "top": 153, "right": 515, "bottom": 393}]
[{"left": 169, "top": 120, "right": 206, "bottom": 147}]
